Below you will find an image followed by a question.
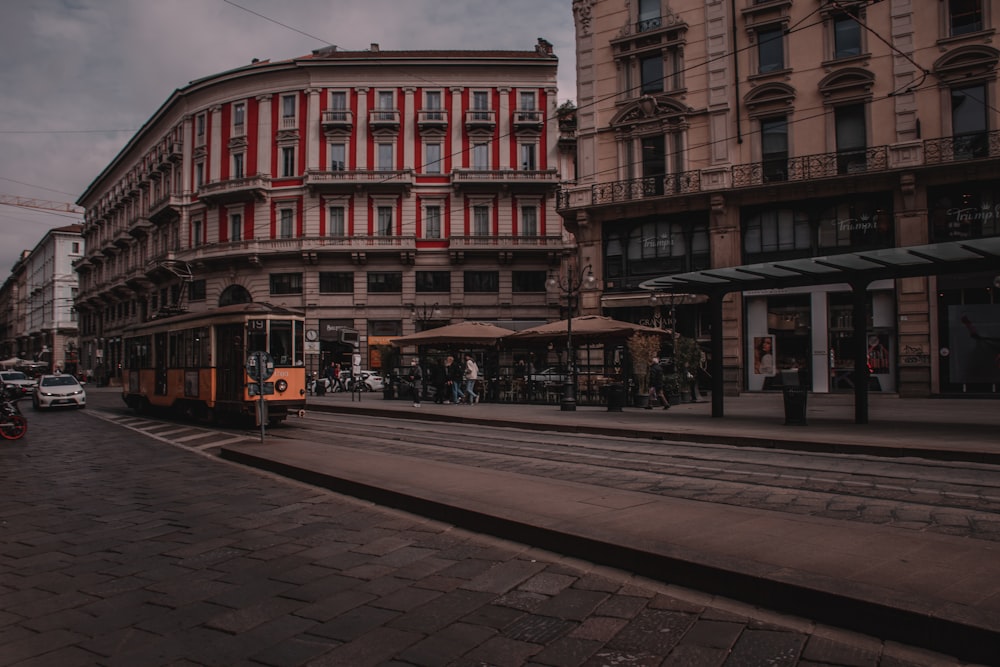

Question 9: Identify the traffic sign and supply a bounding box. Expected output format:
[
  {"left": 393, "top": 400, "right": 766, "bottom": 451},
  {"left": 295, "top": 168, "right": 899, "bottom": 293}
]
[{"left": 246, "top": 351, "right": 275, "bottom": 382}]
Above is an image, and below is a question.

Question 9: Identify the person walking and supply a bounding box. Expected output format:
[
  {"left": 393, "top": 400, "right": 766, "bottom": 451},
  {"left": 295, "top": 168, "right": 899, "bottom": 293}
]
[
  {"left": 430, "top": 358, "right": 447, "bottom": 404},
  {"left": 463, "top": 353, "right": 479, "bottom": 405},
  {"left": 648, "top": 357, "right": 669, "bottom": 410},
  {"left": 407, "top": 359, "right": 423, "bottom": 407},
  {"left": 445, "top": 355, "right": 464, "bottom": 404}
]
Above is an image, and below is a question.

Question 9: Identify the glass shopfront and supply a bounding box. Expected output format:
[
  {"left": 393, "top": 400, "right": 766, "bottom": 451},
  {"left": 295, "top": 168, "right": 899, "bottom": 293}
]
[{"left": 745, "top": 283, "right": 896, "bottom": 393}]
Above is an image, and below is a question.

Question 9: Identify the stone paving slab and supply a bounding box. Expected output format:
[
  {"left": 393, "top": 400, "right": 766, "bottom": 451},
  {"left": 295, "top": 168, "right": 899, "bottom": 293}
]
[{"left": 221, "top": 435, "right": 1000, "bottom": 663}]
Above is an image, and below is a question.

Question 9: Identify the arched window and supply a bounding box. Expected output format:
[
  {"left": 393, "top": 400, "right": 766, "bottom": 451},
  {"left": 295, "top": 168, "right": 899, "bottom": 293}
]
[{"left": 219, "top": 285, "right": 252, "bottom": 307}]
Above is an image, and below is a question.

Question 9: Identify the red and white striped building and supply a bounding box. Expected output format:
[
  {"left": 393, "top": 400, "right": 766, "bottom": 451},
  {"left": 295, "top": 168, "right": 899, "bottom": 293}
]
[{"left": 75, "top": 40, "right": 571, "bottom": 378}]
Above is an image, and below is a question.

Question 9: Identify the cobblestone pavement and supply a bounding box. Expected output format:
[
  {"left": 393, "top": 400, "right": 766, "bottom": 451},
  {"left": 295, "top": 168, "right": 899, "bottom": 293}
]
[{"left": 0, "top": 408, "right": 972, "bottom": 666}]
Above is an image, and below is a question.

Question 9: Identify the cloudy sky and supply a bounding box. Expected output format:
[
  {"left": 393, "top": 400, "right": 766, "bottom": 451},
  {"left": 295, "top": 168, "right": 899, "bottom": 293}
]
[{"left": 0, "top": 0, "right": 577, "bottom": 275}]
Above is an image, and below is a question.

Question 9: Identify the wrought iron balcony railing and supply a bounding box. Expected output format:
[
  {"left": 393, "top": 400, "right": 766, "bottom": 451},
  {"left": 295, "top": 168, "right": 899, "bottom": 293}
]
[{"left": 558, "top": 133, "right": 1000, "bottom": 211}]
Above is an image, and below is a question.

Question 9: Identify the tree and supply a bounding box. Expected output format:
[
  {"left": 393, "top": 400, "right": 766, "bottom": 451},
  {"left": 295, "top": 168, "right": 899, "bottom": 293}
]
[{"left": 627, "top": 333, "right": 661, "bottom": 395}]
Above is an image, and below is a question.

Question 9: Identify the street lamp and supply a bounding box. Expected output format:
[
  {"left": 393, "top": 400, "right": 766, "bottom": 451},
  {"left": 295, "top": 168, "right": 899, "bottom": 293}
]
[
  {"left": 547, "top": 263, "right": 596, "bottom": 411},
  {"left": 410, "top": 302, "right": 442, "bottom": 330}
]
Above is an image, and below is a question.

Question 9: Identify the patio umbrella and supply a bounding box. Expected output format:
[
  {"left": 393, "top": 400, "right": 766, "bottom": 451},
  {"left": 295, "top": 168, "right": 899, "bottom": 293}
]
[
  {"left": 0, "top": 357, "right": 23, "bottom": 369},
  {"left": 389, "top": 321, "right": 515, "bottom": 347},
  {"left": 506, "top": 315, "right": 672, "bottom": 343}
]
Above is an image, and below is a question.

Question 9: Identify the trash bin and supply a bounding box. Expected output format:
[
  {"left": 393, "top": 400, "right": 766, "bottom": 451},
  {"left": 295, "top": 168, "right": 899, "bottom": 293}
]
[
  {"left": 606, "top": 383, "right": 626, "bottom": 412},
  {"left": 782, "top": 386, "right": 808, "bottom": 425}
]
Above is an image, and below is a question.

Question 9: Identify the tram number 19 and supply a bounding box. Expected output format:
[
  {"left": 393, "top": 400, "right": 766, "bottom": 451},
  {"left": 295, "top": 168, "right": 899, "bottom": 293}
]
[{"left": 248, "top": 320, "right": 266, "bottom": 330}]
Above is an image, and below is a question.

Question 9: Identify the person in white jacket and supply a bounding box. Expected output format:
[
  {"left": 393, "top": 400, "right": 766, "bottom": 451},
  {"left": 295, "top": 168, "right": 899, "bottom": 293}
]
[{"left": 463, "top": 354, "right": 479, "bottom": 404}]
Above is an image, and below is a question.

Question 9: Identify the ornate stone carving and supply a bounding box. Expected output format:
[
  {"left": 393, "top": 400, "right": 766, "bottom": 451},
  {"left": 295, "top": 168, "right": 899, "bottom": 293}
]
[{"left": 573, "top": 0, "right": 596, "bottom": 36}]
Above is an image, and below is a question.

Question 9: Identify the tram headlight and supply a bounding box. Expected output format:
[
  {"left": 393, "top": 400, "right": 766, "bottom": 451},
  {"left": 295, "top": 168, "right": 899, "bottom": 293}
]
[{"left": 275, "top": 379, "right": 288, "bottom": 393}]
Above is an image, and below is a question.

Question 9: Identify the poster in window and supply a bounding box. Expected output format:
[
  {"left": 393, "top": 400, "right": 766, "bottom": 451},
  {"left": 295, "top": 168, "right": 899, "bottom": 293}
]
[{"left": 753, "top": 335, "right": 775, "bottom": 376}]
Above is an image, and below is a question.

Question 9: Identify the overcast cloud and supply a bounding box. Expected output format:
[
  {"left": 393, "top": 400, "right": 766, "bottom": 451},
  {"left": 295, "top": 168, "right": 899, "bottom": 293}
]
[{"left": 0, "top": 0, "right": 576, "bottom": 274}]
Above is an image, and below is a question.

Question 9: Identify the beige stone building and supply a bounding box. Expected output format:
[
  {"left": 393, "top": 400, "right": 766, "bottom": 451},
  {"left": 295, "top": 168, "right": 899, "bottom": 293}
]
[
  {"left": 561, "top": 0, "right": 1000, "bottom": 397},
  {"left": 74, "top": 41, "right": 570, "bottom": 382}
]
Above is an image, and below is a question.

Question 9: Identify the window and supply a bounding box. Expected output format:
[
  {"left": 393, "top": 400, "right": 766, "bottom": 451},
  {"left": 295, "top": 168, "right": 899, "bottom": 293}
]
[
  {"left": 416, "top": 271, "right": 450, "bottom": 292},
  {"left": 835, "top": 104, "right": 867, "bottom": 173},
  {"left": 328, "top": 205, "right": 345, "bottom": 236},
  {"left": 330, "top": 143, "right": 346, "bottom": 171},
  {"left": 464, "top": 271, "right": 499, "bottom": 293},
  {"left": 641, "top": 135, "right": 666, "bottom": 195},
  {"left": 817, "top": 201, "right": 893, "bottom": 251},
  {"left": 473, "top": 205, "right": 490, "bottom": 236},
  {"left": 377, "top": 143, "right": 393, "bottom": 171},
  {"left": 638, "top": 0, "right": 661, "bottom": 32},
  {"left": 472, "top": 91, "right": 490, "bottom": 120},
  {"left": 188, "top": 279, "right": 207, "bottom": 301},
  {"left": 513, "top": 270, "right": 547, "bottom": 293},
  {"left": 520, "top": 143, "right": 537, "bottom": 171},
  {"left": 319, "top": 272, "right": 354, "bottom": 293},
  {"left": 367, "top": 272, "right": 402, "bottom": 293},
  {"left": 952, "top": 84, "right": 988, "bottom": 158},
  {"left": 833, "top": 13, "right": 862, "bottom": 59},
  {"left": 761, "top": 116, "right": 789, "bottom": 182},
  {"left": 194, "top": 162, "right": 204, "bottom": 188},
  {"left": 330, "top": 90, "right": 347, "bottom": 110},
  {"left": 377, "top": 206, "right": 393, "bottom": 236},
  {"left": 233, "top": 102, "right": 245, "bottom": 134},
  {"left": 640, "top": 55, "right": 664, "bottom": 94},
  {"left": 281, "top": 146, "right": 295, "bottom": 177},
  {"left": 743, "top": 209, "right": 811, "bottom": 260},
  {"left": 425, "top": 90, "right": 443, "bottom": 119},
  {"left": 425, "top": 143, "right": 442, "bottom": 173},
  {"left": 472, "top": 143, "right": 489, "bottom": 170},
  {"left": 196, "top": 113, "right": 206, "bottom": 144},
  {"left": 376, "top": 91, "right": 394, "bottom": 121},
  {"left": 270, "top": 273, "right": 302, "bottom": 295},
  {"left": 424, "top": 205, "right": 442, "bottom": 239},
  {"left": 232, "top": 152, "right": 244, "bottom": 179},
  {"left": 192, "top": 219, "right": 203, "bottom": 246},
  {"left": 71, "top": 242, "right": 80, "bottom": 253},
  {"left": 757, "top": 26, "right": 785, "bottom": 74},
  {"left": 950, "top": 0, "right": 983, "bottom": 36},
  {"left": 281, "top": 94, "right": 296, "bottom": 124},
  {"left": 229, "top": 213, "right": 242, "bottom": 242},
  {"left": 520, "top": 206, "right": 538, "bottom": 236},
  {"left": 279, "top": 209, "right": 294, "bottom": 238}
]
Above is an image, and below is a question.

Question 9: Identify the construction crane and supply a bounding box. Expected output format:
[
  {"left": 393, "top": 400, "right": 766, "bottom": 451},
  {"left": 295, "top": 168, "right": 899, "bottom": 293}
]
[{"left": 0, "top": 194, "right": 83, "bottom": 215}]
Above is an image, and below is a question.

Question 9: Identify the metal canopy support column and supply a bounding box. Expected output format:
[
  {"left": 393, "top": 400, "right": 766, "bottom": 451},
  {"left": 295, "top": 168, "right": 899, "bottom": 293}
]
[
  {"left": 851, "top": 279, "right": 871, "bottom": 424},
  {"left": 710, "top": 291, "right": 725, "bottom": 418}
]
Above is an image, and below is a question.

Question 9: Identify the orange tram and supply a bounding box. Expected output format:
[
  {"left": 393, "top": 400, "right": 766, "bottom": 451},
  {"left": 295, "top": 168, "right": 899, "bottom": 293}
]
[{"left": 121, "top": 303, "right": 307, "bottom": 424}]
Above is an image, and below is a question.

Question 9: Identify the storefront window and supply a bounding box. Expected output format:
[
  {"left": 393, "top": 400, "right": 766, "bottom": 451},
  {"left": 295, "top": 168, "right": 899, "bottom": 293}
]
[
  {"left": 929, "top": 186, "right": 1000, "bottom": 242},
  {"left": 749, "top": 295, "right": 811, "bottom": 390},
  {"left": 816, "top": 201, "right": 893, "bottom": 251},
  {"left": 602, "top": 214, "right": 710, "bottom": 288}
]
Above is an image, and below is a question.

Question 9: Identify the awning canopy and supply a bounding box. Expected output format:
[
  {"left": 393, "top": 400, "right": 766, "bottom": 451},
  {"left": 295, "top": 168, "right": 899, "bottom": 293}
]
[
  {"left": 640, "top": 237, "right": 1000, "bottom": 295},
  {"left": 636, "top": 237, "right": 1000, "bottom": 424}
]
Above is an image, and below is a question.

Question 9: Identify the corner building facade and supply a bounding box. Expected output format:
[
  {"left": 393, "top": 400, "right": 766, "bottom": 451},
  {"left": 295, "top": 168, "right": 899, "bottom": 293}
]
[
  {"left": 562, "top": 0, "right": 1000, "bottom": 398},
  {"left": 75, "top": 42, "right": 569, "bottom": 379}
]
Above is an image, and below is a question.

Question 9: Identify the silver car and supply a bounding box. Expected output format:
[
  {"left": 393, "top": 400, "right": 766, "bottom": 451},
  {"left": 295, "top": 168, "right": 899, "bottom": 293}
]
[
  {"left": 0, "top": 370, "right": 37, "bottom": 397},
  {"left": 33, "top": 374, "right": 87, "bottom": 410}
]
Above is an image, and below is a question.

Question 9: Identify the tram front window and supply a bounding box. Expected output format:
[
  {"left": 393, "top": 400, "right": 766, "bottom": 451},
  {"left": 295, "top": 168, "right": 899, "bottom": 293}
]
[{"left": 270, "top": 320, "right": 293, "bottom": 365}]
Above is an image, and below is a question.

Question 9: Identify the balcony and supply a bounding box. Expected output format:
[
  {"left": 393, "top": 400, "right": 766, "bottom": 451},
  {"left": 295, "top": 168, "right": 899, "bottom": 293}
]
[
  {"left": 731, "top": 147, "right": 889, "bottom": 187},
  {"left": 129, "top": 218, "right": 154, "bottom": 239},
  {"left": 113, "top": 230, "right": 133, "bottom": 249},
  {"left": 368, "top": 109, "right": 400, "bottom": 133},
  {"left": 197, "top": 174, "right": 269, "bottom": 205},
  {"left": 305, "top": 169, "right": 414, "bottom": 194},
  {"left": 465, "top": 110, "right": 497, "bottom": 133},
  {"left": 512, "top": 109, "right": 544, "bottom": 132},
  {"left": 452, "top": 168, "right": 560, "bottom": 191},
  {"left": 417, "top": 109, "right": 449, "bottom": 133},
  {"left": 924, "top": 131, "right": 1000, "bottom": 164},
  {"left": 320, "top": 109, "right": 354, "bottom": 133},
  {"left": 148, "top": 193, "right": 183, "bottom": 225},
  {"left": 174, "top": 235, "right": 418, "bottom": 268}
]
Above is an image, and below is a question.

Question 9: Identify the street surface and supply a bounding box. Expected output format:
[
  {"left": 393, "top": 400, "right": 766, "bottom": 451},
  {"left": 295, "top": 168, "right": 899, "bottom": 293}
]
[{"left": 0, "top": 389, "right": 980, "bottom": 666}]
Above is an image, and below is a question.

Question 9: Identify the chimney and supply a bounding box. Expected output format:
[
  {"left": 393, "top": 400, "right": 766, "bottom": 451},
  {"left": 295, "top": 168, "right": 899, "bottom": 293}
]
[
  {"left": 536, "top": 38, "right": 553, "bottom": 56},
  {"left": 370, "top": 43, "right": 380, "bottom": 53}
]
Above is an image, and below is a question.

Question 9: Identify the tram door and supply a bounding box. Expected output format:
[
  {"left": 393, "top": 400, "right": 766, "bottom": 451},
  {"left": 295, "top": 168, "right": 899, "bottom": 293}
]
[
  {"left": 154, "top": 333, "right": 167, "bottom": 395},
  {"left": 215, "top": 324, "right": 244, "bottom": 402}
]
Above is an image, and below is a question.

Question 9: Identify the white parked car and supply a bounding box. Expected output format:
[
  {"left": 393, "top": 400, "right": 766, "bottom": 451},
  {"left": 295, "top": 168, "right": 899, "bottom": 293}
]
[
  {"left": 529, "top": 367, "right": 569, "bottom": 383},
  {"left": 33, "top": 374, "right": 87, "bottom": 410},
  {"left": 0, "top": 370, "right": 38, "bottom": 397},
  {"left": 352, "top": 370, "right": 384, "bottom": 392}
]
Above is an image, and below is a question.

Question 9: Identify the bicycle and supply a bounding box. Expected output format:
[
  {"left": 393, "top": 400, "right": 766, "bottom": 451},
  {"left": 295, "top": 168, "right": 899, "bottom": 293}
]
[{"left": 0, "top": 385, "right": 28, "bottom": 441}]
